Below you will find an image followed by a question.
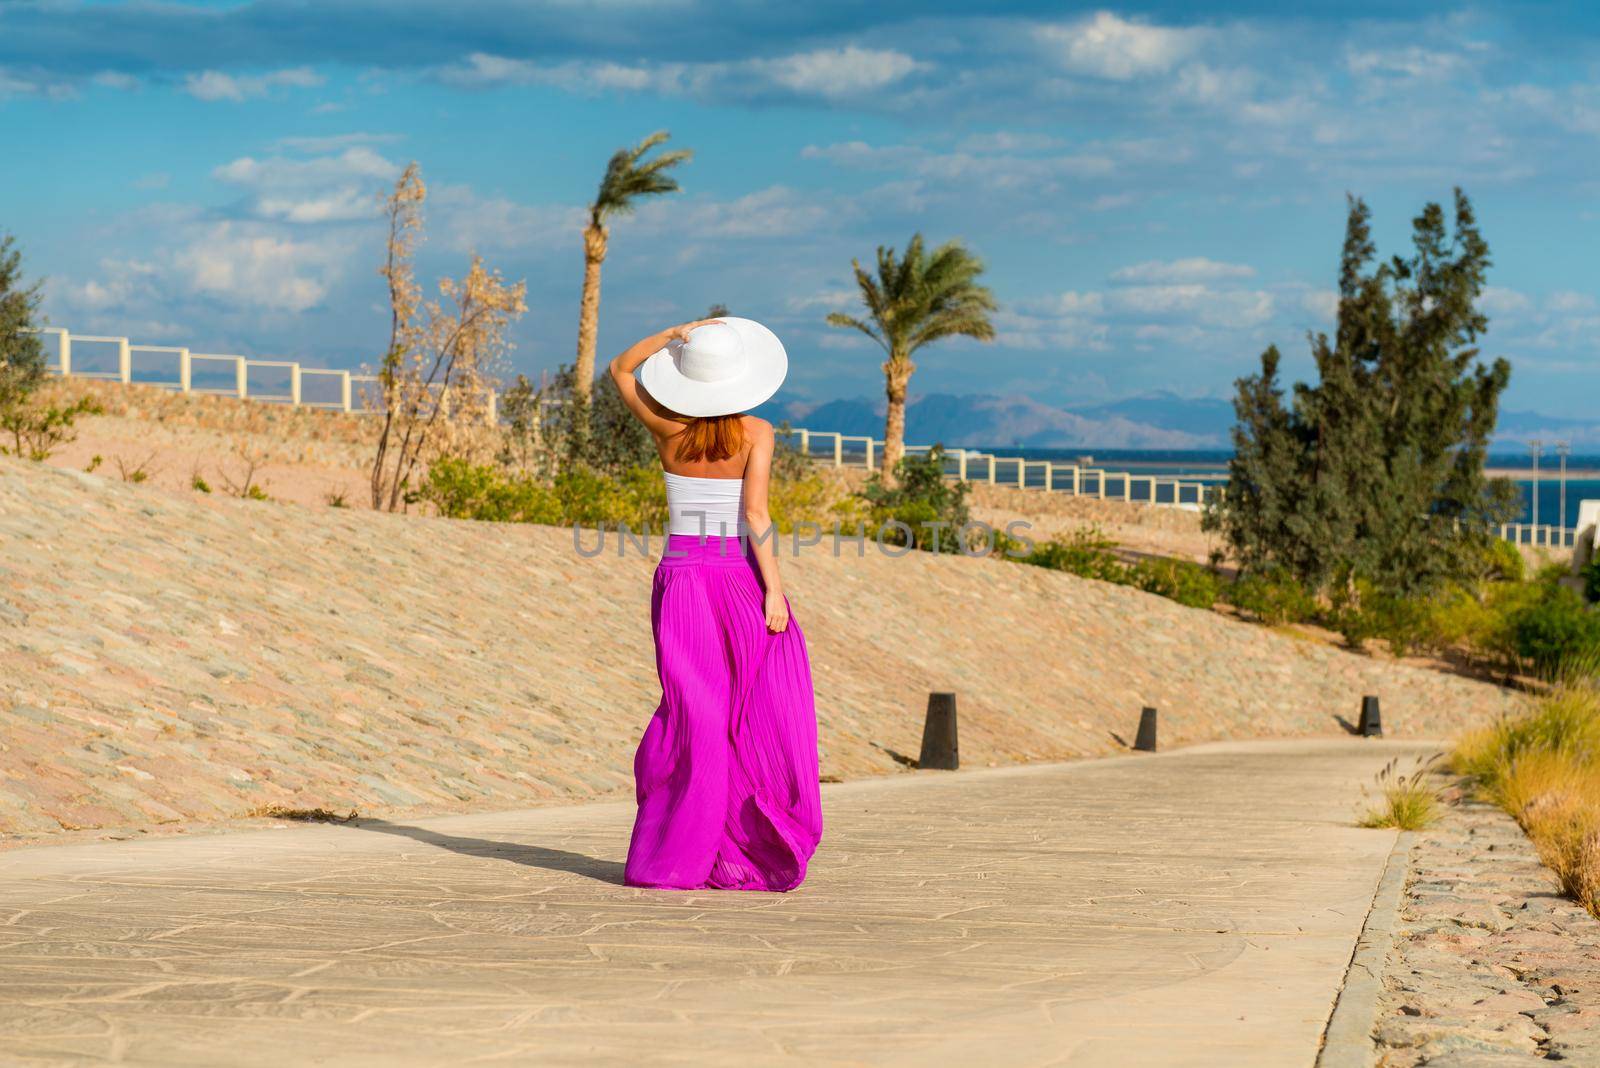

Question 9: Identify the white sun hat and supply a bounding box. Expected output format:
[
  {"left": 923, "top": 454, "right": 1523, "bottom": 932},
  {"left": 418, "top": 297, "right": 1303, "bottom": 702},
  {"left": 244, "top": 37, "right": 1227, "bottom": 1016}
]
[{"left": 636, "top": 317, "right": 788, "bottom": 418}]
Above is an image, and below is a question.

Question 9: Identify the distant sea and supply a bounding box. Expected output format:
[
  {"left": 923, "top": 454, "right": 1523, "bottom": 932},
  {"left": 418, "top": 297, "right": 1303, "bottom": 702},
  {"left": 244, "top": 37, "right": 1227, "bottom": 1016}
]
[{"left": 971, "top": 446, "right": 1600, "bottom": 529}]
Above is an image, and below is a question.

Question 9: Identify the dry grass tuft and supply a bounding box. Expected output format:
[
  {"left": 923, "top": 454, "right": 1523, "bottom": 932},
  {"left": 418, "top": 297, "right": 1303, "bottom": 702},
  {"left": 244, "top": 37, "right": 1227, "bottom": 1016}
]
[
  {"left": 1359, "top": 754, "right": 1445, "bottom": 830},
  {"left": 1455, "top": 681, "right": 1600, "bottom": 918},
  {"left": 245, "top": 805, "right": 358, "bottom": 823}
]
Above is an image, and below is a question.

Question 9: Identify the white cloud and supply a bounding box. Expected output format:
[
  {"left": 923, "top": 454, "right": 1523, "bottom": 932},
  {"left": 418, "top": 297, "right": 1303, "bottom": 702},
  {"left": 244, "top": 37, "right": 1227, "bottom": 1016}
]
[
  {"left": 1346, "top": 46, "right": 1466, "bottom": 83},
  {"left": 637, "top": 185, "right": 840, "bottom": 240},
  {"left": 1479, "top": 286, "right": 1532, "bottom": 317},
  {"left": 786, "top": 288, "right": 862, "bottom": 314},
  {"left": 91, "top": 71, "right": 140, "bottom": 91},
  {"left": 1026, "top": 291, "right": 1106, "bottom": 316},
  {"left": 1088, "top": 192, "right": 1135, "bottom": 211},
  {"left": 1111, "top": 258, "right": 1255, "bottom": 284},
  {"left": 173, "top": 222, "right": 347, "bottom": 312},
  {"left": 1109, "top": 284, "right": 1274, "bottom": 327},
  {"left": 1300, "top": 289, "right": 1339, "bottom": 321},
  {"left": 213, "top": 147, "right": 399, "bottom": 223},
  {"left": 995, "top": 307, "right": 1111, "bottom": 352},
  {"left": 0, "top": 68, "right": 38, "bottom": 95},
  {"left": 438, "top": 47, "right": 920, "bottom": 102},
  {"left": 751, "top": 47, "right": 920, "bottom": 98},
  {"left": 801, "top": 140, "right": 1114, "bottom": 193},
  {"left": 1038, "top": 12, "right": 1203, "bottom": 80},
  {"left": 183, "top": 67, "right": 324, "bottom": 102},
  {"left": 274, "top": 132, "right": 403, "bottom": 153},
  {"left": 1173, "top": 63, "right": 1256, "bottom": 106},
  {"left": 1546, "top": 290, "right": 1597, "bottom": 314},
  {"left": 428, "top": 184, "right": 580, "bottom": 253}
]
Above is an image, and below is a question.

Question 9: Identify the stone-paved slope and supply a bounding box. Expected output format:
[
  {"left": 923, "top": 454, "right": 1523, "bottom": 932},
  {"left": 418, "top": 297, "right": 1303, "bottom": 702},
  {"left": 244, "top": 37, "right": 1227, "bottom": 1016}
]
[
  {"left": 0, "top": 457, "right": 1526, "bottom": 840},
  {"left": 1377, "top": 798, "right": 1600, "bottom": 1063}
]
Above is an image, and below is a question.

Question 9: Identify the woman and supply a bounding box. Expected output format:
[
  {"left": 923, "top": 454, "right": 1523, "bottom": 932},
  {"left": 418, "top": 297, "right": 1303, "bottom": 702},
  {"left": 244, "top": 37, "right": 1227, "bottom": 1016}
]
[{"left": 607, "top": 316, "right": 822, "bottom": 892}]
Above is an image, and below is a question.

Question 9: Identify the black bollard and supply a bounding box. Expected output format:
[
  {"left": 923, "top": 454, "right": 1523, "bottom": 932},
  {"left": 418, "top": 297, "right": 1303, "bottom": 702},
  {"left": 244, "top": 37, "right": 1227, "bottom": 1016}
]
[
  {"left": 919, "top": 692, "right": 959, "bottom": 770},
  {"left": 1359, "top": 695, "right": 1383, "bottom": 737},
  {"left": 1134, "top": 706, "right": 1159, "bottom": 752}
]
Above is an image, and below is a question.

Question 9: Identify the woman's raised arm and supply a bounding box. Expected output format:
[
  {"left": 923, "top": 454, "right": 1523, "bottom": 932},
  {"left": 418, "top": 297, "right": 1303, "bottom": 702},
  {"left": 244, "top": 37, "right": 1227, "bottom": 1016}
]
[{"left": 608, "top": 319, "right": 722, "bottom": 435}]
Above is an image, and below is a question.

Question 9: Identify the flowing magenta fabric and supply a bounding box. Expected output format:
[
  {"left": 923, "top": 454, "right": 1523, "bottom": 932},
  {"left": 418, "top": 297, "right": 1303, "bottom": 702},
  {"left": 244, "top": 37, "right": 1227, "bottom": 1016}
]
[{"left": 624, "top": 535, "right": 823, "bottom": 892}]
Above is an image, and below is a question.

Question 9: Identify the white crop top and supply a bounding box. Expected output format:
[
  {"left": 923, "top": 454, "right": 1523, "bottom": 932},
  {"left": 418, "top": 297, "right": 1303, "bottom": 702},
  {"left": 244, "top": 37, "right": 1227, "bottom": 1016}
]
[{"left": 664, "top": 471, "right": 748, "bottom": 537}]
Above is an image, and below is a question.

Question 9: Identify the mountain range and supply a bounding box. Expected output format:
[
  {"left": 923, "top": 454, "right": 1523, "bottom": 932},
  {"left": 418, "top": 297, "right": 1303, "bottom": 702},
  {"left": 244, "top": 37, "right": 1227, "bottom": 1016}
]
[{"left": 754, "top": 392, "right": 1600, "bottom": 451}]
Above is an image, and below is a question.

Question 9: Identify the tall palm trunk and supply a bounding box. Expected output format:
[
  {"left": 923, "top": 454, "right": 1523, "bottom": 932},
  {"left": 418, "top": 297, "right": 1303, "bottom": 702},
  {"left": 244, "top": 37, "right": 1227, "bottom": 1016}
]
[
  {"left": 881, "top": 353, "right": 912, "bottom": 481},
  {"left": 574, "top": 222, "right": 608, "bottom": 402}
]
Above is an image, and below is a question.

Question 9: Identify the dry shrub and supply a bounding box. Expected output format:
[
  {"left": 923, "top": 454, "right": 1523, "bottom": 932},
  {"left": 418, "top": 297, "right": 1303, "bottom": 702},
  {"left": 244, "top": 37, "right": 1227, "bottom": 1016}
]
[
  {"left": 369, "top": 162, "right": 526, "bottom": 511},
  {"left": 1523, "top": 795, "right": 1600, "bottom": 915},
  {"left": 1459, "top": 681, "right": 1600, "bottom": 917}
]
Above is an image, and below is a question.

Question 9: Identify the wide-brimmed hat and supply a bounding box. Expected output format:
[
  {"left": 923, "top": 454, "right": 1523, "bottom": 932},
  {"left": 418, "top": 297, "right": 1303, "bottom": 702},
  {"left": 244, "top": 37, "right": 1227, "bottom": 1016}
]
[{"left": 637, "top": 317, "right": 787, "bottom": 418}]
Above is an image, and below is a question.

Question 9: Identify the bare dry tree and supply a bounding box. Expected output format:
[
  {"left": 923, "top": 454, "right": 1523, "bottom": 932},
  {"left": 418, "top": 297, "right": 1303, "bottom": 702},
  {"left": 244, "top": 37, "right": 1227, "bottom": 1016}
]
[
  {"left": 217, "top": 445, "right": 269, "bottom": 500},
  {"left": 114, "top": 451, "right": 159, "bottom": 484},
  {"left": 369, "top": 163, "right": 527, "bottom": 511}
]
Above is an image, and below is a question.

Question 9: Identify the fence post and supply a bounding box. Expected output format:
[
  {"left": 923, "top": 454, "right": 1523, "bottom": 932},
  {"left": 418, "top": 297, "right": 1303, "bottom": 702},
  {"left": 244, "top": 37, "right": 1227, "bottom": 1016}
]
[
  {"left": 1071, "top": 466, "right": 1080, "bottom": 496},
  {"left": 117, "top": 337, "right": 131, "bottom": 383},
  {"left": 956, "top": 450, "right": 968, "bottom": 481},
  {"left": 340, "top": 372, "right": 352, "bottom": 412},
  {"left": 1017, "top": 460, "right": 1026, "bottom": 489},
  {"left": 987, "top": 456, "right": 996, "bottom": 485},
  {"left": 833, "top": 434, "right": 843, "bottom": 467},
  {"left": 798, "top": 428, "right": 809, "bottom": 456},
  {"left": 1096, "top": 470, "right": 1106, "bottom": 500},
  {"left": 865, "top": 438, "right": 875, "bottom": 470},
  {"left": 290, "top": 363, "right": 302, "bottom": 406},
  {"left": 58, "top": 330, "right": 72, "bottom": 377},
  {"left": 178, "top": 348, "right": 191, "bottom": 393},
  {"left": 1044, "top": 464, "right": 1053, "bottom": 492},
  {"left": 235, "top": 358, "right": 248, "bottom": 399}
]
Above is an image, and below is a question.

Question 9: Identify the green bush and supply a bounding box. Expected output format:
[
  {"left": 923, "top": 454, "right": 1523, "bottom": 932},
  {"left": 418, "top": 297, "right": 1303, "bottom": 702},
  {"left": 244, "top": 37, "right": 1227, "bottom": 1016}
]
[
  {"left": 1327, "top": 579, "right": 1439, "bottom": 656},
  {"left": 858, "top": 446, "right": 971, "bottom": 552},
  {"left": 1481, "top": 538, "right": 1526, "bottom": 583},
  {"left": 417, "top": 458, "right": 668, "bottom": 531},
  {"left": 417, "top": 457, "right": 559, "bottom": 523},
  {"left": 1511, "top": 584, "right": 1600, "bottom": 679},
  {"left": 1127, "top": 557, "right": 1221, "bottom": 609},
  {"left": 1019, "top": 527, "right": 1125, "bottom": 582},
  {"left": 1226, "top": 569, "right": 1317, "bottom": 625},
  {"left": 1011, "top": 529, "right": 1220, "bottom": 610}
]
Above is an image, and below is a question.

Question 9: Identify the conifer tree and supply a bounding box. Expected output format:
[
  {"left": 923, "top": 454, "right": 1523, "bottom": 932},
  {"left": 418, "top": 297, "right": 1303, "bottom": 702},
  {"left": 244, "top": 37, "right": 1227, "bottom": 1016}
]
[
  {"left": 1208, "top": 190, "right": 1518, "bottom": 603},
  {"left": 0, "top": 233, "right": 45, "bottom": 417}
]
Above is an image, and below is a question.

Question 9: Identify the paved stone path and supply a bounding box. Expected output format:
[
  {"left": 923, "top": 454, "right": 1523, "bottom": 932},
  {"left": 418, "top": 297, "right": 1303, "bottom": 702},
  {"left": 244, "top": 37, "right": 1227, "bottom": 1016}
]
[
  {"left": 0, "top": 739, "right": 1435, "bottom": 1066},
  {"left": 1377, "top": 795, "right": 1600, "bottom": 1064}
]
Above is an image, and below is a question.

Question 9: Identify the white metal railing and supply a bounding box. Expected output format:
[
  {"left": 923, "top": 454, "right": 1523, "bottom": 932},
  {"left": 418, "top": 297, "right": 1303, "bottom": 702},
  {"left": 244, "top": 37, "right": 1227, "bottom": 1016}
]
[
  {"left": 27, "top": 324, "right": 1582, "bottom": 542},
  {"left": 33, "top": 326, "right": 382, "bottom": 414},
  {"left": 781, "top": 427, "right": 1226, "bottom": 513}
]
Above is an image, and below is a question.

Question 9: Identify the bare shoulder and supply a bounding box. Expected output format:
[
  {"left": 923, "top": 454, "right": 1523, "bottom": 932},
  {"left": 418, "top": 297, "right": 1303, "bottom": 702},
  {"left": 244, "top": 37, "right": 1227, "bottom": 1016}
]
[{"left": 741, "top": 415, "right": 774, "bottom": 441}]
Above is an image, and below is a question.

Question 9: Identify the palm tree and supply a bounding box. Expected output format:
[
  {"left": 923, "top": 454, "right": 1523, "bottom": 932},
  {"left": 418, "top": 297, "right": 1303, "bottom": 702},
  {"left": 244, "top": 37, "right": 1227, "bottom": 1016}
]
[
  {"left": 827, "top": 234, "right": 997, "bottom": 479},
  {"left": 573, "top": 130, "right": 692, "bottom": 402}
]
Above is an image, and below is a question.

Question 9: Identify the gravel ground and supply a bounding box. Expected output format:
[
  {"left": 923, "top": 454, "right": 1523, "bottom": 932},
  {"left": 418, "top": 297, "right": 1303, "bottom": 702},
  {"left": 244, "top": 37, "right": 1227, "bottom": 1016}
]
[{"left": 1377, "top": 796, "right": 1600, "bottom": 1065}]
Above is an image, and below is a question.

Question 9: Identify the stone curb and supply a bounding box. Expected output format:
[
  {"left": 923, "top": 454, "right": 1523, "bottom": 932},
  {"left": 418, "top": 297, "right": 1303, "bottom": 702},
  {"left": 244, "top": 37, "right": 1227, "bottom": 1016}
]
[{"left": 1317, "top": 829, "right": 1415, "bottom": 1068}]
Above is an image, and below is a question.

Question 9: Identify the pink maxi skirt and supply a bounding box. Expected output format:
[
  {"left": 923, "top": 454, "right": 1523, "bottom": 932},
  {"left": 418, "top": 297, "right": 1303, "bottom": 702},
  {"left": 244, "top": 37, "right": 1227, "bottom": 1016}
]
[{"left": 624, "top": 535, "right": 823, "bottom": 892}]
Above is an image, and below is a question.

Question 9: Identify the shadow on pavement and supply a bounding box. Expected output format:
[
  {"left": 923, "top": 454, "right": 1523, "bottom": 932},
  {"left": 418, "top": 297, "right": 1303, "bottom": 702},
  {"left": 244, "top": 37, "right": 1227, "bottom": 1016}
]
[{"left": 347, "top": 818, "right": 628, "bottom": 886}]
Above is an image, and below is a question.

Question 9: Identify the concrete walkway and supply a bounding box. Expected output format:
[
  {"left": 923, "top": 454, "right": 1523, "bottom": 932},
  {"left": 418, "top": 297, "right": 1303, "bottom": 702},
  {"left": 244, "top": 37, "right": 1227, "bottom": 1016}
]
[{"left": 0, "top": 739, "right": 1437, "bottom": 1066}]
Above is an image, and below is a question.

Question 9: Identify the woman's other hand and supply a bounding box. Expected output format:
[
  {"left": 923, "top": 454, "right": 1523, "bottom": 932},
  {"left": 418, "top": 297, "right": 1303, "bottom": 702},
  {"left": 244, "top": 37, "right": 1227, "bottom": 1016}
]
[{"left": 764, "top": 589, "right": 789, "bottom": 633}]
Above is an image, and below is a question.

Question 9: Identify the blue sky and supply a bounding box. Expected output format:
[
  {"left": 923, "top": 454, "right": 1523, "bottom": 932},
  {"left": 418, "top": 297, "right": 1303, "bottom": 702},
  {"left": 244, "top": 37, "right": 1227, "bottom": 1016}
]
[{"left": 2, "top": 1, "right": 1599, "bottom": 417}]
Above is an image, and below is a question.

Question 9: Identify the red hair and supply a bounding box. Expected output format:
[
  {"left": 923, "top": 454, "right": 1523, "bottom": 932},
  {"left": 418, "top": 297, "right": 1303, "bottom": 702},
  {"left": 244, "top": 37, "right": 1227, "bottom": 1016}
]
[{"left": 674, "top": 415, "right": 745, "bottom": 464}]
